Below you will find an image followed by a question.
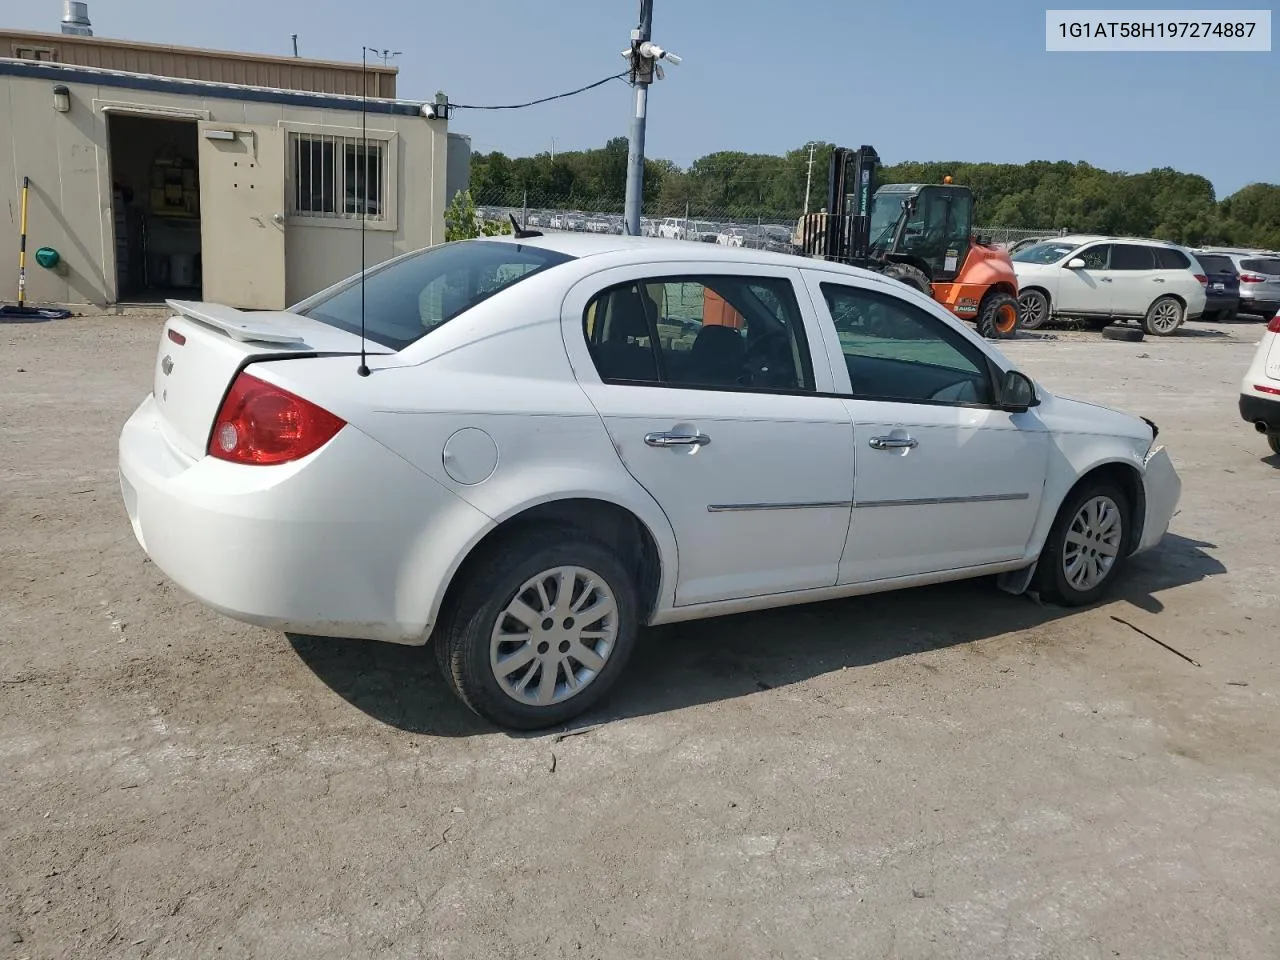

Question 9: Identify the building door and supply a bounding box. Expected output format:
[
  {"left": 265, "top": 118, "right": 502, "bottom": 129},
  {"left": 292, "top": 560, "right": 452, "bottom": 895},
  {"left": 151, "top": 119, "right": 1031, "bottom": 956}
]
[{"left": 197, "top": 123, "right": 286, "bottom": 309}]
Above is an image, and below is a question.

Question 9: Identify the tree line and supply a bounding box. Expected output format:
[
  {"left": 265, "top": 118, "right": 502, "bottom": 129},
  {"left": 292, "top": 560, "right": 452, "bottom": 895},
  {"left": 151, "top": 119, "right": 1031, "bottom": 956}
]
[{"left": 467, "top": 139, "right": 1280, "bottom": 249}]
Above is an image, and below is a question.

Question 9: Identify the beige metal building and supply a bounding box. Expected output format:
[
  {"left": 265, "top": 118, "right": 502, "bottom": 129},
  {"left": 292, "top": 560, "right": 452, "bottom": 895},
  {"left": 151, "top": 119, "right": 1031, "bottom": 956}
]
[
  {"left": 2, "top": 25, "right": 398, "bottom": 97},
  {"left": 0, "top": 38, "right": 448, "bottom": 310}
]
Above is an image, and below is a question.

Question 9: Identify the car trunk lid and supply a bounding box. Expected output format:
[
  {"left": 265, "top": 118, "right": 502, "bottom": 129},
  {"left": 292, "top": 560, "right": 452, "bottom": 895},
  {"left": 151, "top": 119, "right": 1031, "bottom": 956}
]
[{"left": 152, "top": 299, "right": 391, "bottom": 461}]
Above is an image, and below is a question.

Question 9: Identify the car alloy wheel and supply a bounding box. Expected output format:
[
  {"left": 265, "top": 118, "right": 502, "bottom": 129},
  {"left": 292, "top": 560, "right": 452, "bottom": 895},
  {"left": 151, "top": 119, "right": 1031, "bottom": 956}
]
[
  {"left": 1061, "top": 495, "right": 1123, "bottom": 592},
  {"left": 1144, "top": 296, "right": 1184, "bottom": 336},
  {"left": 1018, "top": 289, "right": 1049, "bottom": 330},
  {"left": 490, "top": 565, "right": 619, "bottom": 707}
]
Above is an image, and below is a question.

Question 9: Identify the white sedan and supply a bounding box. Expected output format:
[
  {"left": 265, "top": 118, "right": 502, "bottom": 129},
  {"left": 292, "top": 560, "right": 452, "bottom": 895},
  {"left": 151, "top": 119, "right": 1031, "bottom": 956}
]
[{"left": 119, "top": 234, "right": 1182, "bottom": 729}]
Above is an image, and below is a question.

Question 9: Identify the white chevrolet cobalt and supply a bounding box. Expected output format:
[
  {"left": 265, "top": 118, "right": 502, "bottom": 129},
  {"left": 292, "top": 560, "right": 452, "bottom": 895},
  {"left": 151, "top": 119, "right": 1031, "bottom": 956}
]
[{"left": 119, "top": 233, "right": 1182, "bottom": 729}]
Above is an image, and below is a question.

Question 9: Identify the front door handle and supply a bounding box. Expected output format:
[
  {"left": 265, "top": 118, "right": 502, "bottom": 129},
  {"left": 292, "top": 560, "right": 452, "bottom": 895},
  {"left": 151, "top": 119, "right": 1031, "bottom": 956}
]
[
  {"left": 1152, "top": 277, "right": 1166, "bottom": 282},
  {"left": 645, "top": 430, "right": 711, "bottom": 448},
  {"left": 1101, "top": 277, "right": 1113, "bottom": 282},
  {"left": 869, "top": 435, "right": 918, "bottom": 450}
]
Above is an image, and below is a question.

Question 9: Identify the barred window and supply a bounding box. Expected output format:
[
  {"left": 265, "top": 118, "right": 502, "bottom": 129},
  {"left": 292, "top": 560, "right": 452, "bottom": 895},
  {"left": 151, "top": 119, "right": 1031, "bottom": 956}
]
[{"left": 289, "top": 133, "right": 385, "bottom": 221}]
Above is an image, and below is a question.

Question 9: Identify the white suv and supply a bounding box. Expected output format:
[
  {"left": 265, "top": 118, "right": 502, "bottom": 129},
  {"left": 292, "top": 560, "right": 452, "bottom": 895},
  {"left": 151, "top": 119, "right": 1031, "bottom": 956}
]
[
  {"left": 1013, "top": 235, "right": 1208, "bottom": 336},
  {"left": 1239, "top": 311, "right": 1280, "bottom": 457}
]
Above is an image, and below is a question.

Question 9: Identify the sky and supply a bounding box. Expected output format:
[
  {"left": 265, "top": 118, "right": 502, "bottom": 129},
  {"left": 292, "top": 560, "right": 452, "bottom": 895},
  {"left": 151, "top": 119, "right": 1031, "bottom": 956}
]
[{"left": 8, "top": 0, "right": 1278, "bottom": 196}]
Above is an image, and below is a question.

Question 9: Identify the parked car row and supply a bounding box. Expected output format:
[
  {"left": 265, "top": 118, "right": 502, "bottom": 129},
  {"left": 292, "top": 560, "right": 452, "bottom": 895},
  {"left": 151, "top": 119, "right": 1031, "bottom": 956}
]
[
  {"left": 475, "top": 206, "right": 799, "bottom": 254},
  {"left": 1193, "top": 248, "right": 1280, "bottom": 321}
]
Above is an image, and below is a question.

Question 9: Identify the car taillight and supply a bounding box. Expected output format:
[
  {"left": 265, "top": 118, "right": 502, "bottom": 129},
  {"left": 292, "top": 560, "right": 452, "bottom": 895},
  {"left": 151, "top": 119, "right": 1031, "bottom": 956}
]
[
  {"left": 1269, "top": 314, "right": 1280, "bottom": 334},
  {"left": 209, "top": 372, "right": 345, "bottom": 465},
  {"left": 1240, "top": 274, "right": 1267, "bottom": 283},
  {"left": 1193, "top": 274, "right": 1207, "bottom": 285}
]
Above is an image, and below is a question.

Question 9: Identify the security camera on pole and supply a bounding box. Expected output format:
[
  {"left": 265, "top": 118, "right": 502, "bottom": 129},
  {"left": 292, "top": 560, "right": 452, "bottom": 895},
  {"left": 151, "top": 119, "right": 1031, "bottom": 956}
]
[{"left": 622, "top": 0, "right": 680, "bottom": 237}]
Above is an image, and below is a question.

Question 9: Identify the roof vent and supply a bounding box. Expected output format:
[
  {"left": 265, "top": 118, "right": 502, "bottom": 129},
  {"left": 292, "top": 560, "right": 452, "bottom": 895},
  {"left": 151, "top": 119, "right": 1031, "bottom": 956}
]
[{"left": 61, "top": 1, "right": 93, "bottom": 36}]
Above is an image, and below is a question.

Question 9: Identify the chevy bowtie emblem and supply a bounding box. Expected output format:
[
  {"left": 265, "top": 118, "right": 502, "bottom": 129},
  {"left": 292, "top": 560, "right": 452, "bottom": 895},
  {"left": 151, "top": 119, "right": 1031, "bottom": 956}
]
[{"left": 161, "top": 355, "right": 174, "bottom": 375}]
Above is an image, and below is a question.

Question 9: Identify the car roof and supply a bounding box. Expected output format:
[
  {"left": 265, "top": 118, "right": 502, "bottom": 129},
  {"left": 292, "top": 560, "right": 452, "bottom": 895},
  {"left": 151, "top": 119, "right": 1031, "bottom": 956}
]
[{"left": 470, "top": 232, "right": 909, "bottom": 286}]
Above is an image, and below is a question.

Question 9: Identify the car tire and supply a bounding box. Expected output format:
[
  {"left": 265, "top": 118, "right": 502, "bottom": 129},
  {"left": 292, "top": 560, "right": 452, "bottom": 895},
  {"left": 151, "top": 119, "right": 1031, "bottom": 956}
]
[
  {"left": 1018, "top": 289, "right": 1051, "bottom": 330},
  {"left": 1102, "top": 325, "right": 1144, "bottom": 342},
  {"left": 1219, "top": 307, "right": 1238, "bottom": 323},
  {"left": 1269, "top": 434, "right": 1280, "bottom": 458},
  {"left": 434, "top": 525, "right": 641, "bottom": 730},
  {"left": 1142, "top": 295, "right": 1184, "bottom": 336},
  {"left": 881, "top": 262, "right": 933, "bottom": 297},
  {"left": 1033, "top": 477, "right": 1131, "bottom": 607},
  {"left": 977, "top": 291, "right": 1020, "bottom": 339}
]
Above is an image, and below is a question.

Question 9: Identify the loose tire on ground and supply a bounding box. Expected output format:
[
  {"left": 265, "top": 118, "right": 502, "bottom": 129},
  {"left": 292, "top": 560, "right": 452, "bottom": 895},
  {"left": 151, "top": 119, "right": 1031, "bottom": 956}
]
[
  {"left": 1033, "top": 477, "right": 1131, "bottom": 607},
  {"left": 1143, "top": 295, "right": 1184, "bottom": 336},
  {"left": 977, "top": 291, "right": 1020, "bottom": 339},
  {"left": 880, "top": 262, "right": 933, "bottom": 297},
  {"left": 1102, "top": 325, "right": 1145, "bottom": 342},
  {"left": 434, "top": 525, "right": 640, "bottom": 730},
  {"left": 1018, "top": 289, "right": 1051, "bottom": 330}
]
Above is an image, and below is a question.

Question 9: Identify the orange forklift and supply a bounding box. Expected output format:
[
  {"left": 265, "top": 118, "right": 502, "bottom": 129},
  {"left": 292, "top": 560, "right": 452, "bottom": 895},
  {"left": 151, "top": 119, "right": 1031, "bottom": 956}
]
[{"left": 797, "top": 145, "right": 1021, "bottom": 339}]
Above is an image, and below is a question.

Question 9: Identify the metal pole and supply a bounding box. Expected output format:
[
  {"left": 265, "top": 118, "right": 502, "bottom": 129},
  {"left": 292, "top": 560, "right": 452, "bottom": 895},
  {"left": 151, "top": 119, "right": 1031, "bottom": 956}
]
[
  {"left": 623, "top": 0, "right": 653, "bottom": 237},
  {"left": 804, "top": 142, "right": 816, "bottom": 214}
]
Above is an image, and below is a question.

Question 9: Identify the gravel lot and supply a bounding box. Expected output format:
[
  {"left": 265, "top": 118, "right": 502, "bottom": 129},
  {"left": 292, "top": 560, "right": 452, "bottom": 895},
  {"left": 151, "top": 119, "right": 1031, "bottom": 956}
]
[{"left": 3, "top": 313, "right": 1278, "bottom": 960}]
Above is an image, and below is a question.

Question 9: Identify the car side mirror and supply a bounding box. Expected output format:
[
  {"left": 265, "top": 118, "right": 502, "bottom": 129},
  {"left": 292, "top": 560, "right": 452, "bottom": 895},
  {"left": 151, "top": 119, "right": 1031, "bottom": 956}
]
[
  {"left": 1000, "top": 369, "right": 1038, "bottom": 412},
  {"left": 1066, "top": 257, "right": 1086, "bottom": 269}
]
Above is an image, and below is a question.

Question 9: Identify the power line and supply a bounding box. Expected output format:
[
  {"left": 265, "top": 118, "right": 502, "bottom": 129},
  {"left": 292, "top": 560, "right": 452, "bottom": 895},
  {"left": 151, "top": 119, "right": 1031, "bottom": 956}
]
[{"left": 451, "top": 73, "right": 628, "bottom": 111}]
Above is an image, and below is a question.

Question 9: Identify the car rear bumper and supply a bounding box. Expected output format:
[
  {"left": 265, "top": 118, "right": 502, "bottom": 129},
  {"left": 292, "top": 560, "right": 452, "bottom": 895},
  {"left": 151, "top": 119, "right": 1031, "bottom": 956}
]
[
  {"left": 1240, "top": 297, "right": 1280, "bottom": 318},
  {"left": 1240, "top": 392, "right": 1280, "bottom": 433},
  {"left": 118, "top": 394, "right": 492, "bottom": 645},
  {"left": 1134, "top": 445, "right": 1181, "bottom": 556}
]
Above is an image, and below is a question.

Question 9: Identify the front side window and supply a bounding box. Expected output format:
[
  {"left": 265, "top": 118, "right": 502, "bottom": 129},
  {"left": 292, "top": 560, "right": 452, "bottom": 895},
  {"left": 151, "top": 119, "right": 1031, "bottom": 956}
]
[
  {"left": 1077, "top": 245, "right": 1110, "bottom": 270},
  {"left": 1110, "top": 245, "right": 1156, "bottom": 270},
  {"left": 584, "top": 275, "right": 815, "bottom": 392},
  {"left": 299, "top": 241, "right": 574, "bottom": 351},
  {"left": 820, "top": 282, "right": 994, "bottom": 406}
]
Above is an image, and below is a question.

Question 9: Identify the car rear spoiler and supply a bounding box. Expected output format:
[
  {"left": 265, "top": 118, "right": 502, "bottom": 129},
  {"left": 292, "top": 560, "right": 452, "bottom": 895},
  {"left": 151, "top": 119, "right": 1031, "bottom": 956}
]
[{"left": 165, "top": 299, "right": 307, "bottom": 345}]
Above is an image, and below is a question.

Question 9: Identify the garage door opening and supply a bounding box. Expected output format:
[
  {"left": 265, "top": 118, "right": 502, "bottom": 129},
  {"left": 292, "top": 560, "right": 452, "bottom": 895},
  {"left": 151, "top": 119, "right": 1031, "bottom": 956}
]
[{"left": 107, "top": 115, "right": 202, "bottom": 302}]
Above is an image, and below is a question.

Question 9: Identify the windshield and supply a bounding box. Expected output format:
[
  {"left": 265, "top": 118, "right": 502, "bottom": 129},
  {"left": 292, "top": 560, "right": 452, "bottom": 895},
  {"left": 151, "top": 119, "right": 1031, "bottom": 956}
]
[
  {"left": 1012, "top": 242, "right": 1078, "bottom": 264},
  {"left": 299, "top": 241, "right": 574, "bottom": 351},
  {"left": 868, "top": 193, "right": 908, "bottom": 249}
]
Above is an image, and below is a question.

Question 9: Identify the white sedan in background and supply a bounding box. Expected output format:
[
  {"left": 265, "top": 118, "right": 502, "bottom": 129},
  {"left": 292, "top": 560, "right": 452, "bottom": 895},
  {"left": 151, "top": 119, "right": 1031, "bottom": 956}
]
[{"left": 119, "top": 234, "right": 1181, "bottom": 729}]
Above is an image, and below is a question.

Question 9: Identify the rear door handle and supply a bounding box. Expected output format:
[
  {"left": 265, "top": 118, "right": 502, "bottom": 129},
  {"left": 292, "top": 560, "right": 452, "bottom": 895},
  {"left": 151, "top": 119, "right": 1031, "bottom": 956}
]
[
  {"left": 1152, "top": 277, "right": 1166, "bottom": 282},
  {"left": 645, "top": 430, "right": 711, "bottom": 448},
  {"left": 869, "top": 435, "right": 918, "bottom": 450},
  {"left": 1101, "top": 277, "right": 1113, "bottom": 282}
]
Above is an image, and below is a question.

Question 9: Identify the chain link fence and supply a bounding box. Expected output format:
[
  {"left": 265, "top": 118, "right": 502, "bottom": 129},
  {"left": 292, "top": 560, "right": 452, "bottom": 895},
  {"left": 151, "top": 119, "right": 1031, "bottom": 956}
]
[{"left": 469, "top": 189, "right": 1066, "bottom": 254}]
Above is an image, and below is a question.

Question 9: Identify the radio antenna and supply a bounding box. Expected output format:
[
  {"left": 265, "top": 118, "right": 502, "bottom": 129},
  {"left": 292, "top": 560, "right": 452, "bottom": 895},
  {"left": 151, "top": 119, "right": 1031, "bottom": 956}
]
[{"left": 356, "top": 45, "right": 372, "bottom": 377}]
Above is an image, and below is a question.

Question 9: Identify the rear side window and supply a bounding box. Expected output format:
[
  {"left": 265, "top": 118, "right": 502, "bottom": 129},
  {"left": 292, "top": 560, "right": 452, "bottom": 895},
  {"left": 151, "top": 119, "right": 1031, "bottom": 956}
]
[
  {"left": 299, "top": 241, "right": 574, "bottom": 350},
  {"left": 1153, "top": 247, "right": 1191, "bottom": 269},
  {"left": 1110, "top": 245, "right": 1156, "bottom": 270},
  {"left": 1241, "top": 258, "right": 1280, "bottom": 275},
  {"left": 583, "top": 275, "right": 815, "bottom": 393}
]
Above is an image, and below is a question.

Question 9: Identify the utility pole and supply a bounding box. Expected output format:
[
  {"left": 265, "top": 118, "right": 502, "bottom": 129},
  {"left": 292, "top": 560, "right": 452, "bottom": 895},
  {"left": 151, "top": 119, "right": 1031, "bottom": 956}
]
[
  {"left": 803, "top": 141, "right": 818, "bottom": 214},
  {"left": 291, "top": 34, "right": 299, "bottom": 57},
  {"left": 622, "top": 2, "right": 680, "bottom": 236},
  {"left": 623, "top": 0, "right": 654, "bottom": 237}
]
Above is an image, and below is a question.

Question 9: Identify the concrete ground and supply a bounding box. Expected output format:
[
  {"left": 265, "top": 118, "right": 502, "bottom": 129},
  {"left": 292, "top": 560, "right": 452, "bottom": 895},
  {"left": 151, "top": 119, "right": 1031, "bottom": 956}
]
[{"left": 2, "top": 312, "right": 1278, "bottom": 960}]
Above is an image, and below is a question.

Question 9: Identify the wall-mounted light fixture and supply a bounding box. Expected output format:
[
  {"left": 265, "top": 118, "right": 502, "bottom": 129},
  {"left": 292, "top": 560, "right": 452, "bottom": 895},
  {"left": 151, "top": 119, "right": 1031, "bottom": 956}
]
[{"left": 52, "top": 84, "right": 71, "bottom": 113}]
